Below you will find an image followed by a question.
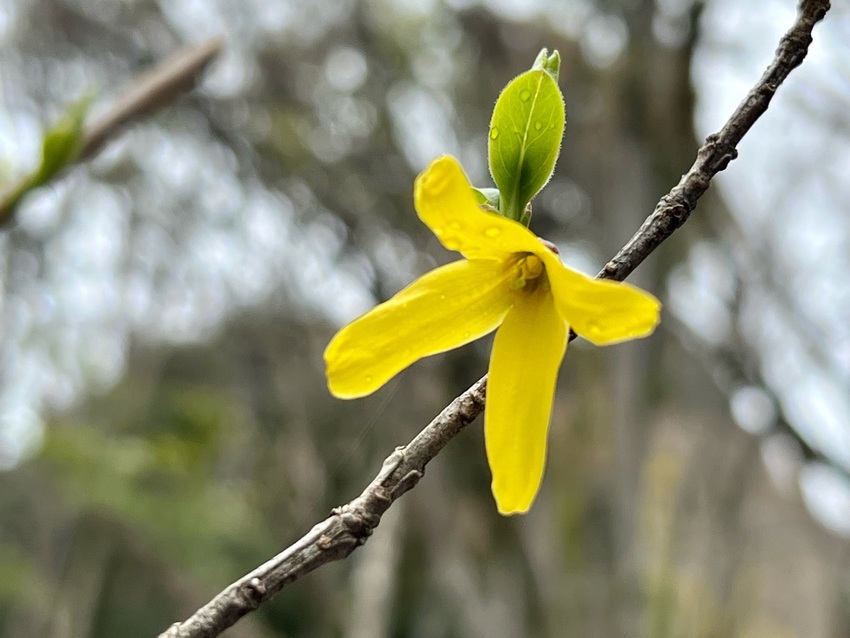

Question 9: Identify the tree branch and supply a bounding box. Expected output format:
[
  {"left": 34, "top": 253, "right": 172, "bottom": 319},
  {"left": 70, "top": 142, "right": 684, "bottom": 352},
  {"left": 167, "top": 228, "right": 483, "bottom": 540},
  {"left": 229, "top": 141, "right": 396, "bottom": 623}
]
[
  {"left": 598, "top": 0, "right": 829, "bottom": 283},
  {"left": 0, "top": 37, "right": 223, "bottom": 227},
  {"left": 159, "top": 1, "right": 830, "bottom": 636},
  {"left": 159, "top": 379, "right": 487, "bottom": 638}
]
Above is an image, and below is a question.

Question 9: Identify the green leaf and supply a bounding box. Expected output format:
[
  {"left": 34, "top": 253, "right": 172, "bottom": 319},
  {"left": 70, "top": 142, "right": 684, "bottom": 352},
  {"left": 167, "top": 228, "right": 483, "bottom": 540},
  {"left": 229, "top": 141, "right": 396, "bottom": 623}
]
[
  {"left": 472, "top": 187, "right": 500, "bottom": 210},
  {"left": 488, "top": 49, "right": 565, "bottom": 223}
]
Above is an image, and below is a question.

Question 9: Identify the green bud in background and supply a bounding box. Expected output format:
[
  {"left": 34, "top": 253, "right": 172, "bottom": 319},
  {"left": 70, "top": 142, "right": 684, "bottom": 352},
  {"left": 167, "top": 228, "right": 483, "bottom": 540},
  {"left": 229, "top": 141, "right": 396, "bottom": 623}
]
[
  {"left": 33, "top": 93, "right": 94, "bottom": 186},
  {"left": 0, "top": 93, "right": 94, "bottom": 223}
]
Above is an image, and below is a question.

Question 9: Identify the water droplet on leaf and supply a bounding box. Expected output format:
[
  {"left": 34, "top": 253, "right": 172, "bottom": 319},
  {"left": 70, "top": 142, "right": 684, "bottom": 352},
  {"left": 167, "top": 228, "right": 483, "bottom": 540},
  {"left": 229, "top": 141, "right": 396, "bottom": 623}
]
[
  {"left": 519, "top": 89, "right": 531, "bottom": 102},
  {"left": 534, "top": 121, "right": 543, "bottom": 131},
  {"left": 489, "top": 127, "right": 500, "bottom": 140}
]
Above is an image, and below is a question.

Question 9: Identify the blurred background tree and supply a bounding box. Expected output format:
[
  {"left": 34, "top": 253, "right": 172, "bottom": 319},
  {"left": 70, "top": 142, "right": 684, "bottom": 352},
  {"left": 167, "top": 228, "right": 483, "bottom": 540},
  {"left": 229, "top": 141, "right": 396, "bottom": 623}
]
[{"left": 1, "top": 0, "right": 849, "bottom": 636}]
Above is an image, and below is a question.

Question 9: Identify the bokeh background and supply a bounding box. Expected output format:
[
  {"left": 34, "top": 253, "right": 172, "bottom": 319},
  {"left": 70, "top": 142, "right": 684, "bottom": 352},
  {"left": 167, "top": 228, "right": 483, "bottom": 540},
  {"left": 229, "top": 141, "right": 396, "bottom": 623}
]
[{"left": 2, "top": 0, "right": 850, "bottom": 636}]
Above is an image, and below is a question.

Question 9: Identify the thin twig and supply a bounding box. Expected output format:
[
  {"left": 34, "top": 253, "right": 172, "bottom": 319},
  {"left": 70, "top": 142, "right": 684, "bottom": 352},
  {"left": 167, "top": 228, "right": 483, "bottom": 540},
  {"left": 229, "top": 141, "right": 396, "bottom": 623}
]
[
  {"left": 597, "top": 0, "right": 829, "bottom": 283},
  {"left": 160, "top": 379, "right": 487, "bottom": 638},
  {"left": 0, "top": 38, "right": 223, "bottom": 227},
  {"left": 159, "top": 2, "right": 830, "bottom": 637}
]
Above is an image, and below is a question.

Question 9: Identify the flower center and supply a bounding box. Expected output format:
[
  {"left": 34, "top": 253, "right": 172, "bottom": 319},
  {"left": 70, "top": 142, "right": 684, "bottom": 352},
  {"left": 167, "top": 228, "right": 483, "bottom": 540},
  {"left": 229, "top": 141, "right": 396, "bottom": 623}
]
[{"left": 510, "top": 254, "right": 545, "bottom": 291}]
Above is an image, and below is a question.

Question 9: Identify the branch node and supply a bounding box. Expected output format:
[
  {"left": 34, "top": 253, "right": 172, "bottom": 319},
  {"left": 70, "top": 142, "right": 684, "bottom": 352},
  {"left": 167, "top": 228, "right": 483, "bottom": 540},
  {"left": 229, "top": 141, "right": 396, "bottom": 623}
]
[
  {"left": 375, "top": 447, "right": 406, "bottom": 485},
  {"left": 316, "top": 534, "right": 335, "bottom": 550},
  {"left": 660, "top": 196, "right": 691, "bottom": 226},
  {"left": 715, "top": 148, "right": 738, "bottom": 172},
  {"left": 339, "top": 505, "right": 380, "bottom": 541},
  {"left": 239, "top": 577, "right": 267, "bottom": 608},
  {"left": 391, "top": 469, "right": 424, "bottom": 500}
]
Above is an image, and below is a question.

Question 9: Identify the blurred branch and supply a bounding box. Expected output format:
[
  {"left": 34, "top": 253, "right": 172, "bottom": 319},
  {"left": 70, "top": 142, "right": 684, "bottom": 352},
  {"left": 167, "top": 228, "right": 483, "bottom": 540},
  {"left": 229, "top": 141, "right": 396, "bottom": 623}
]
[
  {"left": 0, "top": 37, "right": 223, "bottom": 227},
  {"left": 158, "top": 2, "right": 830, "bottom": 637}
]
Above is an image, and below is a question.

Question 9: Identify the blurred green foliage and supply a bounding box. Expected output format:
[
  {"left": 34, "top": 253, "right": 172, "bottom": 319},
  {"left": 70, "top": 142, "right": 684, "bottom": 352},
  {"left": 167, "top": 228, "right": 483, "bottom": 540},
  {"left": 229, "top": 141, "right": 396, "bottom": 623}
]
[{"left": 0, "top": 94, "right": 92, "bottom": 222}]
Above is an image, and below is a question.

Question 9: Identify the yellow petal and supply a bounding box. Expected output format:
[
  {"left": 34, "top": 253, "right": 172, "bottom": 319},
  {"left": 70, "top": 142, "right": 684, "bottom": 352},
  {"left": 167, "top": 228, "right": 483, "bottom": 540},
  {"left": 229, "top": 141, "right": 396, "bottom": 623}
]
[
  {"left": 540, "top": 251, "right": 661, "bottom": 346},
  {"left": 486, "top": 283, "right": 567, "bottom": 515},
  {"left": 414, "top": 156, "right": 545, "bottom": 260},
  {"left": 325, "top": 259, "right": 514, "bottom": 399}
]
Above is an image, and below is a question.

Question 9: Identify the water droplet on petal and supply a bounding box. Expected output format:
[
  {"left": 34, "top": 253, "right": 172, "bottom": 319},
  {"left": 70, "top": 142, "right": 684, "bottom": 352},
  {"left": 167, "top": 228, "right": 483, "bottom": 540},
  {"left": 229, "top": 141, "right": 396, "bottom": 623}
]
[
  {"left": 519, "top": 89, "right": 532, "bottom": 102},
  {"left": 489, "top": 127, "right": 500, "bottom": 140},
  {"left": 448, "top": 221, "right": 461, "bottom": 230},
  {"left": 365, "top": 374, "right": 374, "bottom": 383},
  {"left": 422, "top": 172, "right": 448, "bottom": 196},
  {"left": 586, "top": 320, "right": 603, "bottom": 336},
  {"left": 484, "top": 227, "right": 501, "bottom": 238}
]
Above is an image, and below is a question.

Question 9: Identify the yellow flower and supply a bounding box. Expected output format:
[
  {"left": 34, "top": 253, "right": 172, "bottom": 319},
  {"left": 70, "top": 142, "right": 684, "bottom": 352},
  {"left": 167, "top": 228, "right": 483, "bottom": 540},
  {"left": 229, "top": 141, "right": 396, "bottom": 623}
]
[{"left": 324, "top": 156, "right": 660, "bottom": 515}]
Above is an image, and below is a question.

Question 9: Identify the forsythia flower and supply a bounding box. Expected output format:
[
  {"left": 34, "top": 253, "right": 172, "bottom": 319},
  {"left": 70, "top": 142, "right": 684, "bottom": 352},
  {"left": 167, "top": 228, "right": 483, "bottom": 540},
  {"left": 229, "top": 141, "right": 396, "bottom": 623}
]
[{"left": 324, "top": 156, "right": 660, "bottom": 515}]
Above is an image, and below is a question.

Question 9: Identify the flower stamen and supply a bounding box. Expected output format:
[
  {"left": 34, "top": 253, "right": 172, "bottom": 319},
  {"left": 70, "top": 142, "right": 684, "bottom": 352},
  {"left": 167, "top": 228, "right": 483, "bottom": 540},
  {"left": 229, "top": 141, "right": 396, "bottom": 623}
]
[
  {"left": 510, "top": 254, "right": 545, "bottom": 290},
  {"left": 521, "top": 255, "right": 543, "bottom": 279}
]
